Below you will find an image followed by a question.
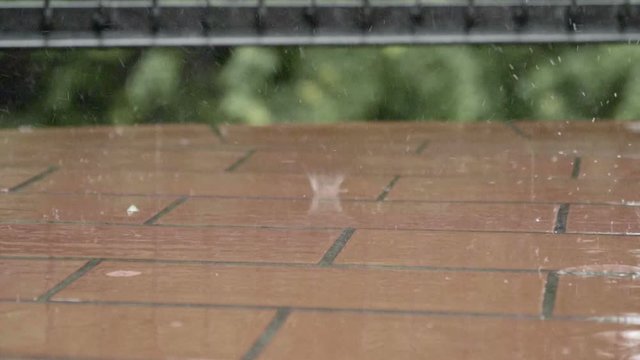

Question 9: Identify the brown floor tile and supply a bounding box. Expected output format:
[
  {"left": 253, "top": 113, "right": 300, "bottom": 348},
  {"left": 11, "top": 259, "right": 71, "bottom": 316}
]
[
  {"left": 0, "top": 123, "right": 220, "bottom": 150},
  {"left": 579, "top": 157, "right": 640, "bottom": 179},
  {"left": 2, "top": 122, "right": 639, "bottom": 360},
  {"left": 255, "top": 143, "right": 422, "bottom": 155},
  {"left": 555, "top": 275, "right": 640, "bottom": 317},
  {"left": 515, "top": 121, "right": 630, "bottom": 139},
  {"left": 2, "top": 147, "right": 245, "bottom": 173},
  {"left": 423, "top": 140, "right": 534, "bottom": 157},
  {"left": 237, "top": 151, "right": 574, "bottom": 177},
  {"left": 0, "top": 259, "right": 86, "bottom": 301},
  {"left": 387, "top": 177, "right": 639, "bottom": 204},
  {"left": 0, "top": 303, "right": 273, "bottom": 360},
  {"left": 158, "top": 198, "right": 557, "bottom": 232},
  {"left": 0, "top": 167, "right": 51, "bottom": 192},
  {"left": 426, "top": 138, "right": 637, "bottom": 157},
  {"left": 533, "top": 139, "right": 639, "bottom": 157},
  {"left": 220, "top": 124, "right": 425, "bottom": 154},
  {"left": 0, "top": 193, "right": 178, "bottom": 224},
  {"left": 568, "top": 205, "right": 640, "bottom": 234},
  {"left": 31, "top": 170, "right": 392, "bottom": 200},
  {"left": 220, "top": 121, "right": 512, "bottom": 145},
  {"left": 0, "top": 224, "right": 339, "bottom": 263},
  {"left": 55, "top": 262, "right": 545, "bottom": 315},
  {"left": 336, "top": 230, "right": 640, "bottom": 271},
  {"left": 261, "top": 312, "right": 639, "bottom": 360}
]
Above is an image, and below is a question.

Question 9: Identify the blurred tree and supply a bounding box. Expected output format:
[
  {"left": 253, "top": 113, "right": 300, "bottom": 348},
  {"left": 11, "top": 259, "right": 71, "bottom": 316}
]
[{"left": 1, "top": 43, "right": 640, "bottom": 127}]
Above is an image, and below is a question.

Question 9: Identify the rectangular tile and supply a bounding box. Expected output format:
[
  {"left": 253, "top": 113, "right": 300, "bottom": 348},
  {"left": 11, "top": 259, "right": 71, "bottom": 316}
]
[
  {"left": 220, "top": 124, "right": 425, "bottom": 154},
  {"left": 261, "top": 312, "right": 638, "bottom": 360},
  {"left": 221, "top": 122, "right": 515, "bottom": 145},
  {"left": 423, "top": 140, "right": 534, "bottom": 157},
  {"left": 568, "top": 204, "right": 640, "bottom": 234},
  {"left": 55, "top": 262, "right": 545, "bottom": 315},
  {"left": 237, "top": 151, "right": 574, "bottom": 177},
  {"left": 0, "top": 303, "right": 273, "bottom": 360},
  {"left": 0, "top": 259, "right": 86, "bottom": 301},
  {"left": 387, "top": 177, "right": 639, "bottom": 204},
  {"left": 425, "top": 138, "right": 635, "bottom": 157},
  {"left": 579, "top": 157, "right": 640, "bottom": 179},
  {"left": 336, "top": 230, "right": 640, "bottom": 271},
  {"left": 32, "top": 170, "right": 392, "bottom": 200},
  {"left": 0, "top": 166, "right": 51, "bottom": 192},
  {"left": 2, "top": 148, "right": 245, "bottom": 173},
  {"left": 159, "top": 198, "right": 558, "bottom": 233},
  {"left": 515, "top": 121, "right": 630, "bottom": 140},
  {"left": 0, "top": 193, "right": 178, "bottom": 224},
  {"left": 0, "top": 224, "right": 339, "bottom": 264},
  {"left": 0, "top": 123, "right": 220, "bottom": 149},
  {"left": 220, "top": 122, "right": 427, "bottom": 145},
  {"left": 530, "top": 139, "right": 636, "bottom": 157},
  {"left": 555, "top": 275, "right": 640, "bottom": 317}
]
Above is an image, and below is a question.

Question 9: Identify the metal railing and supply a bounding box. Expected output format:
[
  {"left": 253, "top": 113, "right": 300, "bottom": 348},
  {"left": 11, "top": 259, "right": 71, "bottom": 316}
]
[{"left": 0, "top": 0, "right": 639, "bottom": 48}]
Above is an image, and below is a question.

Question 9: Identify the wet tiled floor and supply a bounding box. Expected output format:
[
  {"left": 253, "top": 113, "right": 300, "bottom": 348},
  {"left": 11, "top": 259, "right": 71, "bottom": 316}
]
[{"left": 1, "top": 122, "right": 640, "bottom": 359}]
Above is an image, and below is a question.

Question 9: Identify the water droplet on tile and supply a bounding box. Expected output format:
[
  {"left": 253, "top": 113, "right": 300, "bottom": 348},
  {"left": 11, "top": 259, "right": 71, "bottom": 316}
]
[
  {"left": 126, "top": 205, "right": 140, "bottom": 216},
  {"left": 106, "top": 270, "right": 142, "bottom": 278},
  {"left": 56, "top": 297, "right": 82, "bottom": 302}
]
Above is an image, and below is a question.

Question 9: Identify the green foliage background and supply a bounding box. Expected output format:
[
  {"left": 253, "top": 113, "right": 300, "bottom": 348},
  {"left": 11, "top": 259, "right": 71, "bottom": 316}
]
[{"left": 1, "top": 43, "right": 639, "bottom": 126}]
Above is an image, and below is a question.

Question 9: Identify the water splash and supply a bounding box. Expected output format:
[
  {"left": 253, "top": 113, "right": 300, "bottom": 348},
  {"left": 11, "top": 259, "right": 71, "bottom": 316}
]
[
  {"left": 591, "top": 330, "right": 640, "bottom": 360},
  {"left": 307, "top": 173, "right": 345, "bottom": 214}
]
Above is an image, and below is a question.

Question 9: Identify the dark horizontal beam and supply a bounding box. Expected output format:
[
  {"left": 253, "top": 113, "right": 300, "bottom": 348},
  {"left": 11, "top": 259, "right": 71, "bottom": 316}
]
[{"left": 0, "top": 1, "right": 640, "bottom": 48}]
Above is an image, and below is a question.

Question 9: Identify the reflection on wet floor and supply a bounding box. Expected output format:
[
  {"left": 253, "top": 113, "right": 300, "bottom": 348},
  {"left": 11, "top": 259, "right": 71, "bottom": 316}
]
[{"left": 1, "top": 122, "right": 640, "bottom": 359}]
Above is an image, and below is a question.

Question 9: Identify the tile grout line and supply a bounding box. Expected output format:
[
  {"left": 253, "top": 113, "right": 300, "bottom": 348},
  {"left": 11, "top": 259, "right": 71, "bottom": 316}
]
[
  {"left": 225, "top": 148, "right": 257, "bottom": 172},
  {"left": 571, "top": 156, "right": 582, "bottom": 179},
  {"left": 318, "top": 227, "right": 357, "bottom": 266},
  {"left": 17, "top": 189, "right": 640, "bottom": 208},
  {"left": 35, "top": 258, "right": 103, "bottom": 302},
  {"left": 143, "top": 196, "right": 189, "bottom": 225},
  {"left": 553, "top": 203, "right": 570, "bottom": 234},
  {"left": 17, "top": 298, "right": 629, "bottom": 325},
  {"left": 504, "top": 121, "right": 532, "bottom": 139},
  {"left": 33, "top": 298, "right": 544, "bottom": 321},
  {"left": 541, "top": 271, "right": 560, "bottom": 320},
  {"left": 241, "top": 308, "right": 291, "bottom": 360},
  {"left": 414, "top": 140, "right": 430, "bottom": 154},
  {"left": 4, "top": 254, "right": 640, "bottom": 277},
  {"left": 8, "top": 165, "right": 59, "bottom": 192},
  {"left": 376, "top": 175, "right": 401, "bottom": 202},
  {"left": 209, "top": 123, "right": 226, "bottom": 143},
  {"left": 2, "top": 218, "right": 639, "bottom": 237}
]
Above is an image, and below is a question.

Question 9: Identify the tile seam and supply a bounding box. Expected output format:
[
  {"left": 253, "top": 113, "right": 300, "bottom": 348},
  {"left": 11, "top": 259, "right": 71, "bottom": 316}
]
[
  {"left": 376, "top": 175, "right": 401, "bottom": 202},
  {"left": 318, "top": 228, "right": 356, "bottom": 266},
  {"left": 226, "top": 149, "right": 257, "bottom": 172},
  {"left": 241, "top": 308, "right": 291, "bottom": 360},
  {"left": 143, "top": 196, "right": 188, "bottom": 225},
  {"left": 35, "top": 258, "right": 103, "bottom": 302},
  {"left": 1, "top": 219, "right": 635, "bottom": 236},
  {"left": 8, "top": 165, "right": 59, "bottom": 192}
]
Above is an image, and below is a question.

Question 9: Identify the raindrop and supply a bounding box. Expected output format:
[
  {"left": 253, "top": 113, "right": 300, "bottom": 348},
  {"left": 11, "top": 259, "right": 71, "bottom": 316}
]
[
  {"left": 126, "top": 205, "right": 140, "bottom": 216},
  {"left": 106, "top": 270, "right": 142, "bottom": 277}
]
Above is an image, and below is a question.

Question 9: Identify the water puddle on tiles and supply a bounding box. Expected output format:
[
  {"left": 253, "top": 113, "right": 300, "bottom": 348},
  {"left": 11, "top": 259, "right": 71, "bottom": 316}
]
[
  {"left": 559, "top": 265, "right": 640, "bottom": 278},
  {"left": 590, "top": 330, "right": 640, "bottom": 360}
]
